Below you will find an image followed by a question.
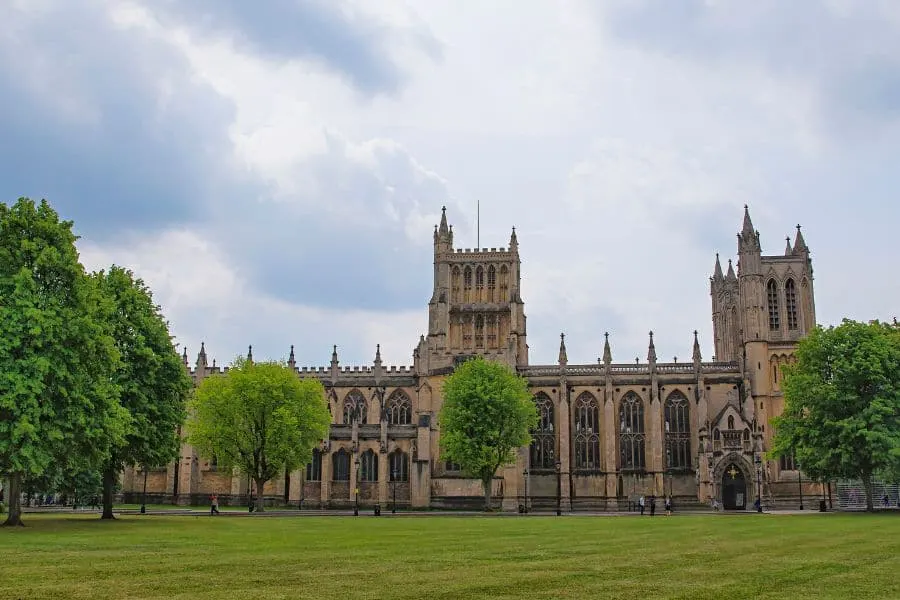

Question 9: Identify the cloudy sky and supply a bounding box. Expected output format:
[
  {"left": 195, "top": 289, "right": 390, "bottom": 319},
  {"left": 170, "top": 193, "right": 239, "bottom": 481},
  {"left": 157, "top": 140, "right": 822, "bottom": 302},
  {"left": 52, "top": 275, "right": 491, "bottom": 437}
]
[{"left": 3, "top": 0, "right": 899, "bottom": 369}]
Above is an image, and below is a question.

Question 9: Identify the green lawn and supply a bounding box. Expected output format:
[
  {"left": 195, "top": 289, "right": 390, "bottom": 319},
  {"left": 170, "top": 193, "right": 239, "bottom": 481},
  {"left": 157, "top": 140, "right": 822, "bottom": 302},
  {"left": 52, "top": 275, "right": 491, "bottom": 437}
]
[{"left": 1, "top": 513, "right": 898, "bottom": 600}]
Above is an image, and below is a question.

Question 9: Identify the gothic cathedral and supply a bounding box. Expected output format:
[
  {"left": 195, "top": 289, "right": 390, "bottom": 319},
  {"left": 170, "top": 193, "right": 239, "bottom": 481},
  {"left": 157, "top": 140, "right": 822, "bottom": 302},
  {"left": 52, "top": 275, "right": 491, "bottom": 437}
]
[{"left": 121, "top": 206, "right": 817, "bottom": 511}]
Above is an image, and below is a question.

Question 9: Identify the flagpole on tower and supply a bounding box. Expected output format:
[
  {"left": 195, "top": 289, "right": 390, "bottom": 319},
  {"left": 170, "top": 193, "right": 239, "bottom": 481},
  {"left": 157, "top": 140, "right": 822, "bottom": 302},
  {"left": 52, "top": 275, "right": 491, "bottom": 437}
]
[{"left": 477, "top": 199, "right": 480, "bottom": 249}]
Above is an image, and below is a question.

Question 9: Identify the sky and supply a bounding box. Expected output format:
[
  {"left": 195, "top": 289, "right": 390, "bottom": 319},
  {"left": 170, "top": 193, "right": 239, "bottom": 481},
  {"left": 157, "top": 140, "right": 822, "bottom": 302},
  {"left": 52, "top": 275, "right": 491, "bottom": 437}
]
[{"left": 2, "top": 0, "right": 899, "bottom": 369}]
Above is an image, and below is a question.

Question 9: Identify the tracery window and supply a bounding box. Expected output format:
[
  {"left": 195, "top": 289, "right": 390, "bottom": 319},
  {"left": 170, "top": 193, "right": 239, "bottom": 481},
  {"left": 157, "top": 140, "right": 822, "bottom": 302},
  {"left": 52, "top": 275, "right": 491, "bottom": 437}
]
[
  {"left": 785, "top": 278, "right": 798, "bottom": 330},
  {"left": 451, "top": 267, "right": 461, "bottom": 303},
  {"left": 332, "top": 449, "right": 350, "bottom": 481},
  {"left": 780, "top": 452, "right": 796, "bottom": 471},
  {"left": 306, "top": 450, "right": 322, "bottom": 481},
  {"left": 728, "top": 415, "right": 735, "bottom": 430},
  {"left": 767, "top": 279, "right": 780, "bottom": 331},
  {"left": 487, "top": 266, "right": 496, "bottom": 302},
  {"left": 529, "top": 393, "right": 555, "bottom": 470},
  {"left": 475, "top": 266, "right": 484, "bottom": 302},
  {"left": 664, "top": 391, "right": 691, "bottom": 471},
  {"left": 360, "top": 449, "right": 378, "bottom": 482},
  {"left": 475, "top": 315, "right": 484, "bottom": 348},
  {"left": 619, "top": 392, "right": 645, "bottom": 471},
  {"left": 499, "top": 266, "right": 509, "bottom": 302},
  {"left": 343, "top": 390, "right": 367, "bottom": 424},
  {"left": 389, "top": 450, "right": 409, "bottom": 482},
  {"left": 574, "top": 392, "right": 600, "bottom": 470},
  {"left": 487, "top": 315, "right": 497, "bottom": 348},
  {"left": 463, "top": 267, "right": 473, "bottom": 303},
  {"left": 386, "top": 390, "right": 412, "bottom": 425}
]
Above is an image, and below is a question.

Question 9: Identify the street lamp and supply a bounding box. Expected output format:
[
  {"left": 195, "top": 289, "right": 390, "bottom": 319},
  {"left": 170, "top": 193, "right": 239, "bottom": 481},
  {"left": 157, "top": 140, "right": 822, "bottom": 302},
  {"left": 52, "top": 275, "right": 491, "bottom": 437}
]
[
  {"left": 523, "top": 468, "right": 530, "bottom": 514},
  {"left": 391, "top": 468, "right": 397, "bottom": 514},
  {"left": 754, "top": 454, "right": 762, "bottom": 513},
  {"left": 140, "top": 466, "right": 148, "bottom": 514},
  {"left": 354, "top": 457, "right": 361, "bottom": 517},
  {"left": 797, "top": 460, "right": 804, "bottom": 510},
  {"left": 555, "top": 461, "right": 562, "bottom": 516}
]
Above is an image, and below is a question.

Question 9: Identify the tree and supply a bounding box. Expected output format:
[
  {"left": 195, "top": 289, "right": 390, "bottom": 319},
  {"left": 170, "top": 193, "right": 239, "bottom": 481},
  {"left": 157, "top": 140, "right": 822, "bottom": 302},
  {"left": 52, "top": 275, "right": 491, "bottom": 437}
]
[
  {"left": 0, "top": 198, "right": 128, "bottom": 526},
  {"left": 439, "top": 357, "right": 537, "bottom": 510},
  {"left": 773, "top": 319, "right": 900, "bottom": 511},
  {"left": 92, "top": 266, "right": 192, "bottom": 519},
  {"left": 188, "top": 359, "right": 330, "bottom": 512}
]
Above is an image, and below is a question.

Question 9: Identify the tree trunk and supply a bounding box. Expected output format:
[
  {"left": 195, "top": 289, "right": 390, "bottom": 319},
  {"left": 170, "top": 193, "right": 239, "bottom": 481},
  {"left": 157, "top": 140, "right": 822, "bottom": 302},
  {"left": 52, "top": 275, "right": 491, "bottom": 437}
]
[
  {"left": 101, "top": 467, "right": 117, "bottom": 520},
  {"left": 862, "top": 475, "right": 875, "bottom": 512},
  {"left": 2, "top": 472, "right": 24, "bottom": 527},
  {"left": 254, "top": 478, "right": 266, "bottom": 513},
  {"left": 482, "top": 475, "right": 492, "bottom": 512}
]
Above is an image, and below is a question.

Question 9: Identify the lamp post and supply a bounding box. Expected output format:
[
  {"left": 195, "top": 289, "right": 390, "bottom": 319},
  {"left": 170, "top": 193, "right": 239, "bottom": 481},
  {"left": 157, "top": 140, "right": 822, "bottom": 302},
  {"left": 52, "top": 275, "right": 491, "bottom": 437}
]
[
  {"left": 523, "top": 468, "right": 530, "bottom": 514},
  {"left": 391, "top": 468, "right": 397, "bottom": 514},
  {"left": 797, "top": 461, "right": 804, "bottom": 510},
  {"left": 140, "top": 467, "right": 148, "bottom": 514},
  {"left": 354, "top": 457, "right": 360, "bottom": 517},
  {"left": 555, "top": 461, "right": 562, "bottom": 516},
  {"left": 754, "top": 454, "right": 762, "bottom": 513}
]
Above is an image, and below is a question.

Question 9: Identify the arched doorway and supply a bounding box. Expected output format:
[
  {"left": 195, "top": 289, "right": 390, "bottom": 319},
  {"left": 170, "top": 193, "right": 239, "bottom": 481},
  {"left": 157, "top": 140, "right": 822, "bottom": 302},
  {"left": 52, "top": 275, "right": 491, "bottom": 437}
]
[{"left": 722, "top": 463, "right": 747, "bottom": 510}]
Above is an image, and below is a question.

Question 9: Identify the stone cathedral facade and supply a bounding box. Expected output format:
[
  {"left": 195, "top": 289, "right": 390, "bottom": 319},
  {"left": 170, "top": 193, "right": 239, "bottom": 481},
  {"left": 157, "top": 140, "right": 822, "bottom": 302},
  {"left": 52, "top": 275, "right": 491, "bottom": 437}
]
[{"left": 122, "top": 206, "right": 819, "bottom": 511}]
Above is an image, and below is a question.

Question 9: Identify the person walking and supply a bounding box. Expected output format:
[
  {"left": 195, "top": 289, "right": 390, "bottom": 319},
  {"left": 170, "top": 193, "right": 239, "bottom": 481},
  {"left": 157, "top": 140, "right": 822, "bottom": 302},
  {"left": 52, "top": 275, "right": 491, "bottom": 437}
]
[
  {"left": 649, "top": 495, "right": 656, "bottom": 517},
  {"left": 665, "top": 495, "right": 672, "bottom": 516},
  {"left": 210, "top": 494, "right": 220, "bottom": 515},
  {"left": 639, "top": 495, "right": 645, "bottom": 516}
]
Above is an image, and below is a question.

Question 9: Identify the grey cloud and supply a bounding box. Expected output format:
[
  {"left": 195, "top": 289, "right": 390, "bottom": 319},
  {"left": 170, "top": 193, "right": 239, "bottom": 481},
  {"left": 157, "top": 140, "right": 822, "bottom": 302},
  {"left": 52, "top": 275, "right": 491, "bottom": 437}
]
[
  {"left": 0, "top": 2, "right": 238, "bottom": 239},
  {"left": 151, "top": 0, "right": 441, "bottom": 95}
]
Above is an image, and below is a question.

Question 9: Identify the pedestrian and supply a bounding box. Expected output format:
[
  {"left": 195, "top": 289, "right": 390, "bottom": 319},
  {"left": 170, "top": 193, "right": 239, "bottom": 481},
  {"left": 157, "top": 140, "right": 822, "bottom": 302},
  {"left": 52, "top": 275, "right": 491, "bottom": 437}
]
[
  {"left": 210, "top": 494, "right": 220, "bottom": 515},
  {"left": 665, "top": 495, "right": 672, "bottom": 516},
  {"left": 649, "top": 495, "right": 656, "bottom": 517},
  {"left": 639, "top": 495, "right": 645, "bottom": 516}
]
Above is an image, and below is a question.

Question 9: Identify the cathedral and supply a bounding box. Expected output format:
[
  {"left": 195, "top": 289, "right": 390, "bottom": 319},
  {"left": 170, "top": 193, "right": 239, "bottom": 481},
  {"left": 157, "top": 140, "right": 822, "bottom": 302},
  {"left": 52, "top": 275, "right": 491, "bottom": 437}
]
[{"left": 122, "top": 206, "right": 819, "bottom": 511}]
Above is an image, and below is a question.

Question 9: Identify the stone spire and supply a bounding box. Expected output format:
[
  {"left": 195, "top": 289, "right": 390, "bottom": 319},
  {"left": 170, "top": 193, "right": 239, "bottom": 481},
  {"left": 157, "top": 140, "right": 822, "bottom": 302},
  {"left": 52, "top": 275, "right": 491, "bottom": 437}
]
[
  {"left": 330, "top": 344, "right": 339, "bottom": 368},
  {"left": 509, "top": 226, "right": 518, "bottom": 251},
  {"left": 438, "top": 205, "right": 449, "bottom": 236},
  {"left": 647, "top": 331, "right": 657, "bottom": 363},
  {"left": 692, "top": 330, "right": 702, "bottom": 365},
  {"left": 784, "top": 236, "right": 792, "bottom": 256},
  {"left": 247, "top": 344, "right": 253, "bottom": 363},
  {"left": 602, "top": 332, "right": 612, "bottom": 365},
  {"left": 726, "top": 259, "right": 737, "bottom": 282},
  {"left": 739, "top": 204, "right": 761, "bottom": 253},
  {"left": 374, "top": 343, "right": 382, "bottom": 365},
  {"left": 558, "top": 333, "right": 567, "bottom": 366},
  {"left": 741, "top": 204, "right": 755, "bottom": 238},
  {"left": 713, "top": 253, "right": 724, "bottom": 281},
  {"left": 792, "top": 224, "right": 808, "bottom": 255},
  {"left": 196, "top": 342, "right": 207, "bottom": 369},
  {"left": 288, "top": 344, "right": 296, "bottom": 368},
  {"left": 182, "top": 345, "right": 188, "bottom": 367}
]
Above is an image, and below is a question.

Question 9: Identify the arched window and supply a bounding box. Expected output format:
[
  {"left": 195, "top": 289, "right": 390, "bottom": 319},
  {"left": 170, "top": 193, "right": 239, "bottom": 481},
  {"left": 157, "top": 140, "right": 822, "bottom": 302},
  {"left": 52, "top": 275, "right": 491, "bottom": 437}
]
[
  {"left": 664, "top": 391, "right": 691, "bottom": 471},
  {"left": 306, "top": 450, "right": 322, "bottom": 481},
  {"left": 785, "top": 278, "right": 798, "bottom": 330},
  {"left": 713, "top": 428, "right": 720, "bottom": 440},
  {"left": 619, "top": 392, "right": 645, "bottom": 471},
  {"left": 451, "top": 267, "right": 461, "bottom": 303},
  {"left": 780, "top": 452, "right": 796, "bottom": 471},
  {"left": 343, "top": 390, "right": 367, "bottom": 425},
  {"left": 389, "top": 450, "right": 409, "bottom": 482},
  {"left": 499, "top": 266, "right": 509, "bottom": 302},
  {"left": 743, "top": 428, "right": 750, "bottom": 441},
  {"left": 529, "top": 393, "right": 555, "bottom": 470},
  {"left": 767, "top": 279, "right": 780, "bottom": 331},
  {"left": 487, "top": 266, "right": 496, "bottom": 302},
  {"left": 463, "top": 267, "right": 473, "bottom": 302},
  {"left": 360, "top": 449, "right": 378, "bottom": 482},
  {"left": 574, "top": 392, "right": 600, "bottom": 470},
  {"left": 474, "top": 315, "right": 484, "bottom": 348},
  {"left": 332, "top": 449, "right": 350, "bottom": 481},
  {"left": 727, "top": 415, "right": 735, "bottom": 430},
  {"left": 475, "top": 266, "right": 484, "bottom": 302},
  {"left": 386, "top": 390, "right": 412, "bottom": 425}
]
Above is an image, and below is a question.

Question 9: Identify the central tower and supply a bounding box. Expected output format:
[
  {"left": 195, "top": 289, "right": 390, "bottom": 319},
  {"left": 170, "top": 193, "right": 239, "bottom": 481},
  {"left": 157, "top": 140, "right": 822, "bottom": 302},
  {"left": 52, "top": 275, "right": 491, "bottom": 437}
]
[{"left": 419, "top": 207, "right": 528, "bottom": 373}]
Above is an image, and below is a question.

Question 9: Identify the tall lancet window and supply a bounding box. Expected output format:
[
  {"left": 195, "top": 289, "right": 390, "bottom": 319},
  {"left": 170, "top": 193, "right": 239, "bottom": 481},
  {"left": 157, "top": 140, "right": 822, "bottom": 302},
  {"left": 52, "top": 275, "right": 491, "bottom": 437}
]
[
  {"left": 767, "top": 279, "right": 780, "bottom": 331},
  {"left": 463, "top": 267, "right": 473, "bottom": 303},
  {"left": 619, "top": 392, "right": 645, "bottom": 471},
  {"left": 475, "top": 267, "right": 484, "bottom": 302},
  {"left": 785, "top": 278, "right": 799, "bottom": 330},
  {"left": 664, "top": 391, "right": 691, "bottom": 471},
  {"left": 487, "top": 266, "right": 496, "bottom": 302}
]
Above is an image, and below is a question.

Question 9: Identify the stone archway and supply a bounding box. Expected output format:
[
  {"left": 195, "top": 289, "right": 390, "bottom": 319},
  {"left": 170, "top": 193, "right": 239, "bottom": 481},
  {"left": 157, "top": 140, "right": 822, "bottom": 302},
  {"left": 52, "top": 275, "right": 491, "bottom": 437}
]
[{"left": 712, "top": 453, "right": 753, "bottom": 511}]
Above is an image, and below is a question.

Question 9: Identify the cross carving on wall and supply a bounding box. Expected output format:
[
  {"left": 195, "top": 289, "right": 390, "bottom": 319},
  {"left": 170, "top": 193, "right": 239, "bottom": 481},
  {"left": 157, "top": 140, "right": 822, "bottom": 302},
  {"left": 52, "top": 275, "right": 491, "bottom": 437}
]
[{"left": 728, "top": 465, "right": 740, "bottom": 480}]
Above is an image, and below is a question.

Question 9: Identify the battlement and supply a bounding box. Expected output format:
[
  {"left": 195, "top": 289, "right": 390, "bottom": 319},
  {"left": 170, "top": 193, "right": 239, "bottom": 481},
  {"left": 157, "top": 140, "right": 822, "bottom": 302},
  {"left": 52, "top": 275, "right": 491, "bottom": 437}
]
[
  {"left": 454, "top": 247, "right": 507, "bottom": 254},
  {"left": 520, "top": 361, "right": 741, "bottom": 378}
]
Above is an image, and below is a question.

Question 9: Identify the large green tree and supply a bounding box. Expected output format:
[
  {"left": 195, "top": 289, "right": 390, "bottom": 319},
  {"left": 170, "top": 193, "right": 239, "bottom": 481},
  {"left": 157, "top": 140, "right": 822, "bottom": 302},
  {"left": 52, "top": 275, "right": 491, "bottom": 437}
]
[
  {"left": 188, "top": 359, "right": 330, "bottom": 512},
  {"left": 439, "top": 357, "right": 537, "bottom": 510},
  {"left": 0, "top": 198, "right": 128, "bottom": 526},
  {"left": 773, "top": 319, "right": 900, "bottom": 511},
  {"left": 93, "top": 266, "right": 192, "bottom": 519}
]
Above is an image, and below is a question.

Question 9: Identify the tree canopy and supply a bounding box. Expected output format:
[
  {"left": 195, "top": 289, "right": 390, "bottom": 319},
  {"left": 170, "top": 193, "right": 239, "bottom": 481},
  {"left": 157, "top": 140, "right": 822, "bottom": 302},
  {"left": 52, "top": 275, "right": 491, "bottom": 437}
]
[
  {"left": 188, "top": 359, "right": 331, "bottom": 512},
  {"left": 93, "top": 266, "right": 192, "bottom": 519},
  {"left": 439, "top": 357, "right": 537, "bottom": 510},
  {"left": 0, "top": 198, "right": 128, "bottom": 526},
  {"left": 773, "top": 319, "right": 900, "bottom": 511}
]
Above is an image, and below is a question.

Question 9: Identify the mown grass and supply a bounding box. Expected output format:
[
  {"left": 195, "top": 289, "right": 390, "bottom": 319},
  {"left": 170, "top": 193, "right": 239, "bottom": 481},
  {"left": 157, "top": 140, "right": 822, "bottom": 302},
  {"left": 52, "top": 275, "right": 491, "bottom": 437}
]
[{"left": 1, "top": 512, "right": 898, "bottom": 599}]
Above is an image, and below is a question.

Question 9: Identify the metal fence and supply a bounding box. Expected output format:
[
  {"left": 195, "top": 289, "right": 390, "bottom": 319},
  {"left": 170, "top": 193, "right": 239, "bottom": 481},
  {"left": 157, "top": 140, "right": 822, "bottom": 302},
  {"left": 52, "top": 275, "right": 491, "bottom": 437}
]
[{"left": 836, "top": 479, "right": 900, "bottom": 511}]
